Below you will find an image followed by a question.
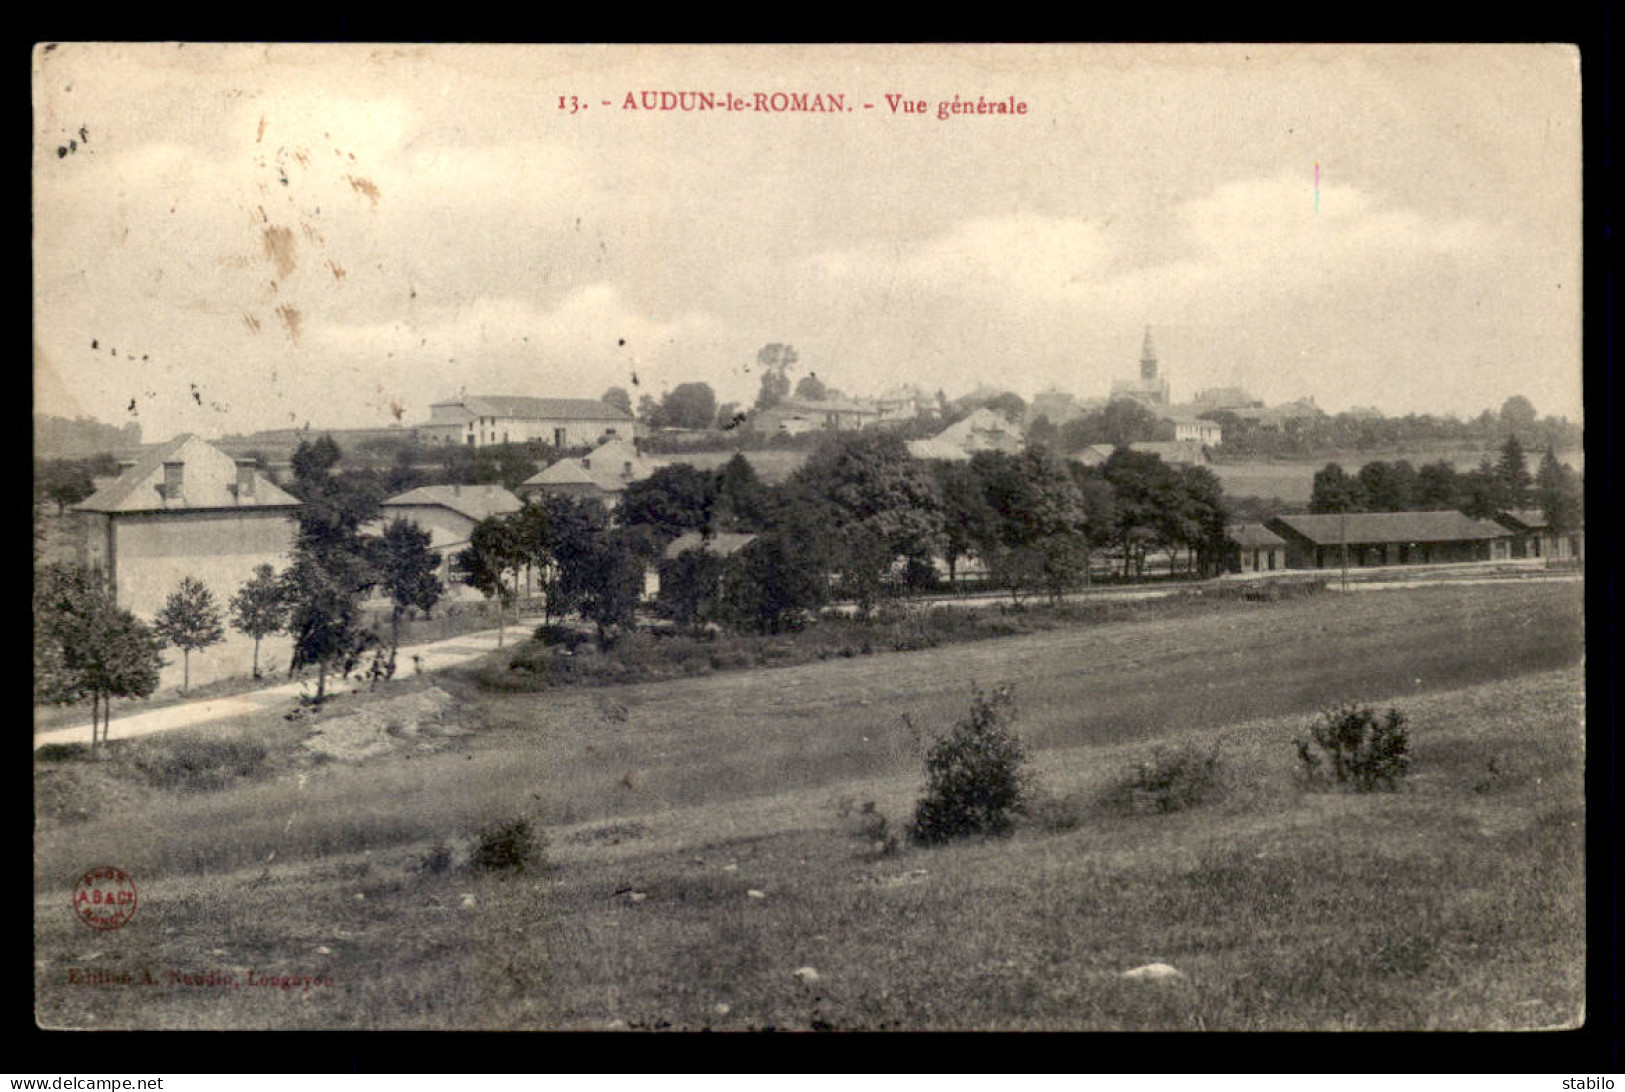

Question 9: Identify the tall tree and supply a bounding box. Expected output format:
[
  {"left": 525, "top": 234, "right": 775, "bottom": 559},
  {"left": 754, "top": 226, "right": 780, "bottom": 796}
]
[
  {"left": 1460, "top": 456, "right": 1505, "bottom": 519},
  {"left": 34, "top": 564, "right": 163, "bottom": 752},
  {"left": 372, "top": 519, "right": 445, "bottom": 667},
  {"left": 793, "top": 374, "right": 829, "bottom": 402},
  {"left": 36, "top": 459, "right": 96, "bottom": 515},
  {"left": 786, "top": 432, "right": 944, "bottom": 611},
  {"left": 1310, "top": 462, "right": 1365, "bottom": 514},
  {"left": 717, "top": 534, "right": 825, "bottom": 634},
  {"left": 1493, "top": 435, "right": 1533, "bottom": 510},
  {"left": 281, "top": 437, "right": 378, "bottom": 701},
  {"left": 1179, "top": 465, "right": 1230, "bottom": 575},
  {"left": 1499, "top": 395, "right": 1538, "bottom": 431},
  {"left": 1534, "top": 446, "right": 1583, "bottom": 534},
  {"left": 657, "top": 546, "right": 728, "bottom": 632},
  {"left": 154, "top": 576, "right": 226, "bottom": 694},
  {"left": 651, "top": 382, "right": 720, "bottom": 431},
  {"left": 601, "top": 386, "right": 634, "bottom": 416},
  {"left": 229, "top": 564, "right": 286, "bottom": 680},
  {"left": 1102, "top": 448, "right": 1184, "bottom": 578},
  {"left": 714, "top": 452, "right": 769, "bottom": 531},
  {"left": 934, "top": 461, "right": 998, "bottom": 591},
  {"left": 971, "top": 450, "right": 1088, "bottom": 600},
  {"left": 618, "top": 464, "right": 718, "bottom": 541},
  {"left": 573, "top": 529, "right": 649, "bottom": 649},
  {"left": 516, "top": 494, "right": 609, "bottom": 624},
  {"left": 1356, "top": 460, "right": 1419, "bottom": 512},
  {"left": 753, "top": 343, "right": 798, "bottom": 411},
  {"left": 455, "top": 512, "right": 527, "bottom": 648},
  {"left": 1414, "top": 460, "right": 1463, "bottom": 510}
]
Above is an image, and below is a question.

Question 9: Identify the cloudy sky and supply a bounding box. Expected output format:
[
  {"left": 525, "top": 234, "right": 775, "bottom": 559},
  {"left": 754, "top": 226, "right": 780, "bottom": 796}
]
[{"left": 33, "top": 43, "right": 1582, "bottom": 441}]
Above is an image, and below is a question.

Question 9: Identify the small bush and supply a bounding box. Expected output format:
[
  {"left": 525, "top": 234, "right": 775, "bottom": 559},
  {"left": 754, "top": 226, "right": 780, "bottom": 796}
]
[
  {"left": 1104, "top": 737, "right": 1224, "bottom": 814},
  {"left": 471, "top": 816, "right": 543, "bottom": 873},
  {"left": 834, "top": 797, "right": 899, "bottom": 856},
  {"left": 416, "top": 840, "right": 455, "bottom": 875},
  {"left": 533, "top": 624, "right": 591, "bottom": 652},
  {"left": 910, "top": 684, "right": 1029, "bottom": 845},
  {"left": 35, "top": 743, "right": 89, "bottom": 763},
  {"left": 1295, "top": 703, "right": 1411, "bottom": 792}
]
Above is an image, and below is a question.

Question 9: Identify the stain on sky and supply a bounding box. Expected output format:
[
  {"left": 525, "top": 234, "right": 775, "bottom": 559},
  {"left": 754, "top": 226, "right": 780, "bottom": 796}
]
[
  {"left": 346, "top": 176, "right": 381, "bottom": 205},
  {"left": 55, "top": 124, "right": 91, "bottom": 158},
  {"left": 190, "top": 384, "right": 203, "bottom": 406},
  {"left": 261, "top": 226, "right": 297, "bottom": 279},
  {"left": 275, "top": 304, "right": 302, "bottom": 344}
]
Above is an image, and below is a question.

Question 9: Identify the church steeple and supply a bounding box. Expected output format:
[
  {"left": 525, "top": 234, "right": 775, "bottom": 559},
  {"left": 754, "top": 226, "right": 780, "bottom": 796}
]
[{"left": 1140, "top": 326, "right": 1158, "bottom": 382}]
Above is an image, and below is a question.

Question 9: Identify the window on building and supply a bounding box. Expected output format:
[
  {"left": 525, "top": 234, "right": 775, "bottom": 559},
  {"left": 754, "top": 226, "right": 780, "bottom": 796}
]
[
  {"left": 162, "top": 462, "right": 184, "bottom": 497},
  {"left": 237, "top": 464, "right": 256, "bottom": 497},
  {"left": 554, "top": 428, "right": 567, "bottom": 448}
]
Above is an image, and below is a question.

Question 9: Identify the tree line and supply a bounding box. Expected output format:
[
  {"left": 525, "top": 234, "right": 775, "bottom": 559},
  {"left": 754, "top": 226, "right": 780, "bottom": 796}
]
[
  {"left": 1202, "top": 394, "right": 1581, "bottom": 458},
  {"left": 452, "top": 432, "right": 1233, "bottom": 644},
  {"left": 1307, "top": 435, "right": 1583, "bottom": 532}
]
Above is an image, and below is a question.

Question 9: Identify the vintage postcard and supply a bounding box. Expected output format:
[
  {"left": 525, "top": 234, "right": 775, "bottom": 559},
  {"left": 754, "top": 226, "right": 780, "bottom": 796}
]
[{"left": 33, "top": 43, "right": 1584, "bottom": 1032}]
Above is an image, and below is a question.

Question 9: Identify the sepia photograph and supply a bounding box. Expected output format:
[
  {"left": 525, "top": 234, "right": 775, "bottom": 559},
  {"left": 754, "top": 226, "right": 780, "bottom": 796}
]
[{"left": 32, "top": 42, "right": 1585, "bottom": 1032}]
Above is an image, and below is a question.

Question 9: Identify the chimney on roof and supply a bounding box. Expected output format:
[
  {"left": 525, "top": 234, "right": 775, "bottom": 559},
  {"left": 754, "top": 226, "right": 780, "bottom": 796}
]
[
  {"left": 234, "top": 458, "right": 256, "bottom": 499},
  {"left": 453, "top": 483, "right": 461, "bottom": 496}
]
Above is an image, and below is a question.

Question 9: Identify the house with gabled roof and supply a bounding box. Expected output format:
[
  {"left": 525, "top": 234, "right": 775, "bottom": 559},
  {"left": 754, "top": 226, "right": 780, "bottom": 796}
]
[
  {"left": 516, "top": 437, "right": 663, "bottom": 505},
  {"left": 1155, "top": 406, "right": 1224, "bottom": 446},
  {"left": 373, "top": 483, "right": 524, "bottom": 593},
  {"left": 74, "top": 434, "right": 301, "bottom": 622},
  {"left": 1224, "top": 523, "right": 1287, "bottom": 573},
  {"left": 907, "top": 407, "right": 1025, "bottom": 461},
  {"left": 1492, "top": 509, "right": 1584, "bottom": 562},
  {"left": 1265, "top": 511, "right": 1513, "bottom": 570},
  {"left": 421, "top": 394, "right": 635, "bottom": 449}
]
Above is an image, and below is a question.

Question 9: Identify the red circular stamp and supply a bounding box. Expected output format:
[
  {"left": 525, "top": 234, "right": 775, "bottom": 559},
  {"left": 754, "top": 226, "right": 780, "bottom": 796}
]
[{"left": 73, "top": 866, "right": 138, "bottom": 931}]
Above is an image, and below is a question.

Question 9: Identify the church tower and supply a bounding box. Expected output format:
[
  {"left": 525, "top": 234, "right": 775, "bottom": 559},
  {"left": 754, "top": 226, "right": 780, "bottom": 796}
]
[{"left": 1110, "top": 325, "right": 1171, "bottom": 407}]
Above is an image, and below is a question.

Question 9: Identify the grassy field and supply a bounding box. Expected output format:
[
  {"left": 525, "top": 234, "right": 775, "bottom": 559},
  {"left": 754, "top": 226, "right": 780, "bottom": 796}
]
[
  {"left": 33, "top": 582, "right": 1584, "bottom": 1030},
  {"left": 659, "top": 447, "right": 810, "bottom": 484}
]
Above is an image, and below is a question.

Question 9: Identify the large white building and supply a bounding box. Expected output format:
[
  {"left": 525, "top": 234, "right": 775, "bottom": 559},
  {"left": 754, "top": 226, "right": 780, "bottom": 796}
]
[
  {"left": 421, "top": 395, "right": 635, "bottom": 449},
  {"left": 74, "top": 434, "right": 302, "bottom": 689}
]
